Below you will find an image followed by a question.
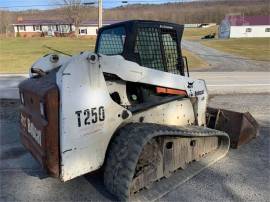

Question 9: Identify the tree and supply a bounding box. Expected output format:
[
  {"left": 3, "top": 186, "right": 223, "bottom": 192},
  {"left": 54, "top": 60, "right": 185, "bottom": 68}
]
[
  {"left": 0, "top": 10, "right": 12, "bottom": 36},
  {"left": 59, "top": 0, "right": 87, "bottom": 36}
]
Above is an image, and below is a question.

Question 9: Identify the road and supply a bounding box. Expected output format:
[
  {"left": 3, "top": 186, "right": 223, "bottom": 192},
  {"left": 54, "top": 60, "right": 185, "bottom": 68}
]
[
  {"left": 1, "top": 94, "right": 269, "bottom": 201},
  {"left": 191, "top": 72, "right": 270, "bottom": 94},
  {"left": 0, "top": 75, "right": 27, "bottom": 99},
  {"left": 1, "top": 72, "right": 270, "bottom": 99},
  {"left": 182, "top": 40, "right": 270, "bottom": 72}
]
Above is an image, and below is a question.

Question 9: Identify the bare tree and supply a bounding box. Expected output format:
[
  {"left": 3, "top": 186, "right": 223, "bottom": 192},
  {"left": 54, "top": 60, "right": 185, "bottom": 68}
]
[
  {"left": 0, "top": 10, "right": 12, "bottom": 36},
  {"left": 59, "top": 0, "right": 86, "bottom": 36}
]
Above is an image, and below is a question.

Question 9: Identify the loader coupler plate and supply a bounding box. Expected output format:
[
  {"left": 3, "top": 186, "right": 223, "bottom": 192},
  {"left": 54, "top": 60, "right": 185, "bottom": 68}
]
[{"left": 206, "top": 107, "right": 259, "bottom": 148}]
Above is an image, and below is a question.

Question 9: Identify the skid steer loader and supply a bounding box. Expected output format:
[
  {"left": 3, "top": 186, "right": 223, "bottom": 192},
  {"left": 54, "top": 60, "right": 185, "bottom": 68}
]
[{"left": 19, "top": 20, "right": 258, "bottom": 201}]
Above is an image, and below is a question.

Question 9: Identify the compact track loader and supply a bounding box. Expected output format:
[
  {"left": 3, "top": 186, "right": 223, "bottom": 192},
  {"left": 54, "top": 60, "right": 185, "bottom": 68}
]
[{"left": 19, "top": 20, "right": 258, "bottom": 201}]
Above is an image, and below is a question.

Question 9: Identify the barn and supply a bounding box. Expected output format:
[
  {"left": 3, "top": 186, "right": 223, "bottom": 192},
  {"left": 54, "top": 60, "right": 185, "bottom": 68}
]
[{"left": 219, "top": 15, "right": 270, "bottom": 38}]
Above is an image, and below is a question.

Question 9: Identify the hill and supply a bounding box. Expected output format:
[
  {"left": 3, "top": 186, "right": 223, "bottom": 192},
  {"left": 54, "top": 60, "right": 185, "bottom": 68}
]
[{"left": 0, "top": 0, "right": 269, "bottom": 34}]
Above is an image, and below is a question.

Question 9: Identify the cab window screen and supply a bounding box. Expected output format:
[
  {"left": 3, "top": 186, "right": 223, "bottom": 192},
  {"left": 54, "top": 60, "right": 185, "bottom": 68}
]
[
  {"left": 161, "top": 29, "right": 179, "bottom": 74},
  {"left": 135, "top": 27, "right": 165, "bottom": 71},
  {"left": 97, "top": 26, "right": 126, "bottom": 55}
]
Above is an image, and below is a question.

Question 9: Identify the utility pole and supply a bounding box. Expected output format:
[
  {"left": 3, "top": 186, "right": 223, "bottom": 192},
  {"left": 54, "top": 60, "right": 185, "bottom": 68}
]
[{"left": 98, "top": 0, "right": 103, "bottom": 28}]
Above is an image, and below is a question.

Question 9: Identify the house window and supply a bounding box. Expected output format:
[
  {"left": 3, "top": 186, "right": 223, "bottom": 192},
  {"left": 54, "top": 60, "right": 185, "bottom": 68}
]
[
  {"left": 265, "top": 28, "right": 270, "bottom": 32},
  {"left": 79, "top": 29, "right": 87, "bottom": 34},
  {"left": 33, "top": 25, "right": 40, "bottom": 31},
  {"left": 18, "top": 25, "right": 25, "bottom": 31},
  {"left": 59, "top": 25, "right": 70, "bottom": 33},
  {"left": 246, "top": 28, "right": 252, "bottom": 32},
  {"left": 48, "top": 25, "right": 57, "bottom": 31}
]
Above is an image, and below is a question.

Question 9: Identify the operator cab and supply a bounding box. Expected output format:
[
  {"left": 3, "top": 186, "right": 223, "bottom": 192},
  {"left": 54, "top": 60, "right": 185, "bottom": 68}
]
[{"left": 95, "top": 20, "right": 187, "bottom": 76}]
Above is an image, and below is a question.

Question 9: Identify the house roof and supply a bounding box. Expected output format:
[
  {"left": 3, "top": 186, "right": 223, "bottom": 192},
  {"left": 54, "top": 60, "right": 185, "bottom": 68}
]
[
  {"left": 80, "top": 20, "right": 122, "bottom": 26},
  {"left": 226, "top": 15, "right": 270, "bottom": 26},
  {"left": 13, "top": 19, "right": 122, "bottom": 26},
  {"left": 13, "top": 19, "right": 72, "bottom": 26}
]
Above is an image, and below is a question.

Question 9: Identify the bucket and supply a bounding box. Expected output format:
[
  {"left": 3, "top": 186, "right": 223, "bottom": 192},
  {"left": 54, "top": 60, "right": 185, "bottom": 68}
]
[{"left": 206, "top": 107, "right": 259, "bottom": 148}]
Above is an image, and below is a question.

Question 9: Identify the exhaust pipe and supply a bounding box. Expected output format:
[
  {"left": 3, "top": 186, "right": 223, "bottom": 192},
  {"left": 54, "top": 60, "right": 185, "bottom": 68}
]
[{"left": 206, "top": 107, "right": 259, "bottom": 148}]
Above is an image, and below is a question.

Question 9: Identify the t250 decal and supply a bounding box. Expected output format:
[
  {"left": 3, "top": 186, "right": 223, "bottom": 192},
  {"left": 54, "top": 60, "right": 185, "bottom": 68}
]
[{"left": 75, "top": 106, "right": 105, "bottom": 127}]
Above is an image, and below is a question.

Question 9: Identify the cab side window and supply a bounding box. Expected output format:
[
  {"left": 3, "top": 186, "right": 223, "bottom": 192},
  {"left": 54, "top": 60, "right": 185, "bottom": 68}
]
[
  {"left": 97, "top": 26, "right": 126, "bottom": 55},
  {"left": 161, "top": 29, "right": 179, "bottom": 74},
  {"left": 134, "top": 26, "right": 180, "bottom": 74},
  {"left": 135, "top": 27, "right": 165, "bottom": 71}
]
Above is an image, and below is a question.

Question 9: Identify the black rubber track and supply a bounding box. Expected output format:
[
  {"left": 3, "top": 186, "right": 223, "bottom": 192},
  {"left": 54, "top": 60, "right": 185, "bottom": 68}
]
[{"left": 103, "top": 123, "right": 229, "bottom": 201}]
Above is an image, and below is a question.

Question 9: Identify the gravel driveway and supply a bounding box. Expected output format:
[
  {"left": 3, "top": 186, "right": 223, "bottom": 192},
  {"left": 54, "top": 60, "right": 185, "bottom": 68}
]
[
  {"left": 182, "top": 40, "right": 270, "bottom": 72},
  {"left": 1, "top": 94, "right": 269, "bottom": 201},
  {"left": 161, "top": 94, "right": 270, "bottom": 201}
]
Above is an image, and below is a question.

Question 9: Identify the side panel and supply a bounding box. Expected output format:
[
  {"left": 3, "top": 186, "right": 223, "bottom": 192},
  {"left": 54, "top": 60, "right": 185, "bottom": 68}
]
[
  {"left": 57, "top": 53, "right": 129, "bottom": 181},
  {"left": 131, "top": 99, "right": 195, "bottom": 126},
  {"left": 100, "top": 54, "right": 208, "bottom": 126}
]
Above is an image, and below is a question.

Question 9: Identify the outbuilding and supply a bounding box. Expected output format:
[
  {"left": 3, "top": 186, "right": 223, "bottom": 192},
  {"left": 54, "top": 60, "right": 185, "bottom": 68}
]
[{"left": 219, "top": 15, "right": 270, "bottom": 38}]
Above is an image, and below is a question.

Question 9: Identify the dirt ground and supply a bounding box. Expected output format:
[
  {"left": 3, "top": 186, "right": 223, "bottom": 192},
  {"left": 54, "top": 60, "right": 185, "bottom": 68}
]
[{"left": 0, "top": 94, "right": 269, "bottom": 201}]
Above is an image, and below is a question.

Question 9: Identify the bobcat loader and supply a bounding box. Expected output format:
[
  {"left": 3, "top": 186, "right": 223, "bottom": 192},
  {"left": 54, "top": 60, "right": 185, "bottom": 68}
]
[{"left": 19, "top": 20, "right": 258, "bottom": 201}]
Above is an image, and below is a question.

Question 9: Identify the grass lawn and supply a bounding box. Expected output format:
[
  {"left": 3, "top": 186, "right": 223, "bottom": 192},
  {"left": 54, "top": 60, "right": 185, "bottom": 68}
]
[
  {"left": 0, "top": 37, "right": 207, "bottom": 73},
  {"left": 201, "top": 38, "right": 270, "bottom": 61},
  {"left": 0, "top": 37, "right": 96, "bottom": 73},
  {"left": 183, "top": 26, "right": 218, "bottom": 40}
]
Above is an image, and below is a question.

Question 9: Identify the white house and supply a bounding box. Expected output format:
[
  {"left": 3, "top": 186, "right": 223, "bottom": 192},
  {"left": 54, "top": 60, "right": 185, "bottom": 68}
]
[
  {"left": 12, "top": 18, "right": 121, "bottom": 37},
  {"left": 13, "top": 19, "right": 75, "bottom": 37},
  {"left": 78, "top": 20, "right": 121, "bottom": 36},
  {"left": 219, "top": 15, "right": 270, "bottom": 38}
]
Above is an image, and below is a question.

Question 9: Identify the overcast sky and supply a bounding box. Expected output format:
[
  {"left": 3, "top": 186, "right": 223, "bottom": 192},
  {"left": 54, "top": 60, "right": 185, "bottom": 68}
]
[{"left": 0, "top": 0, "right": 194, "bottom": 10}]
